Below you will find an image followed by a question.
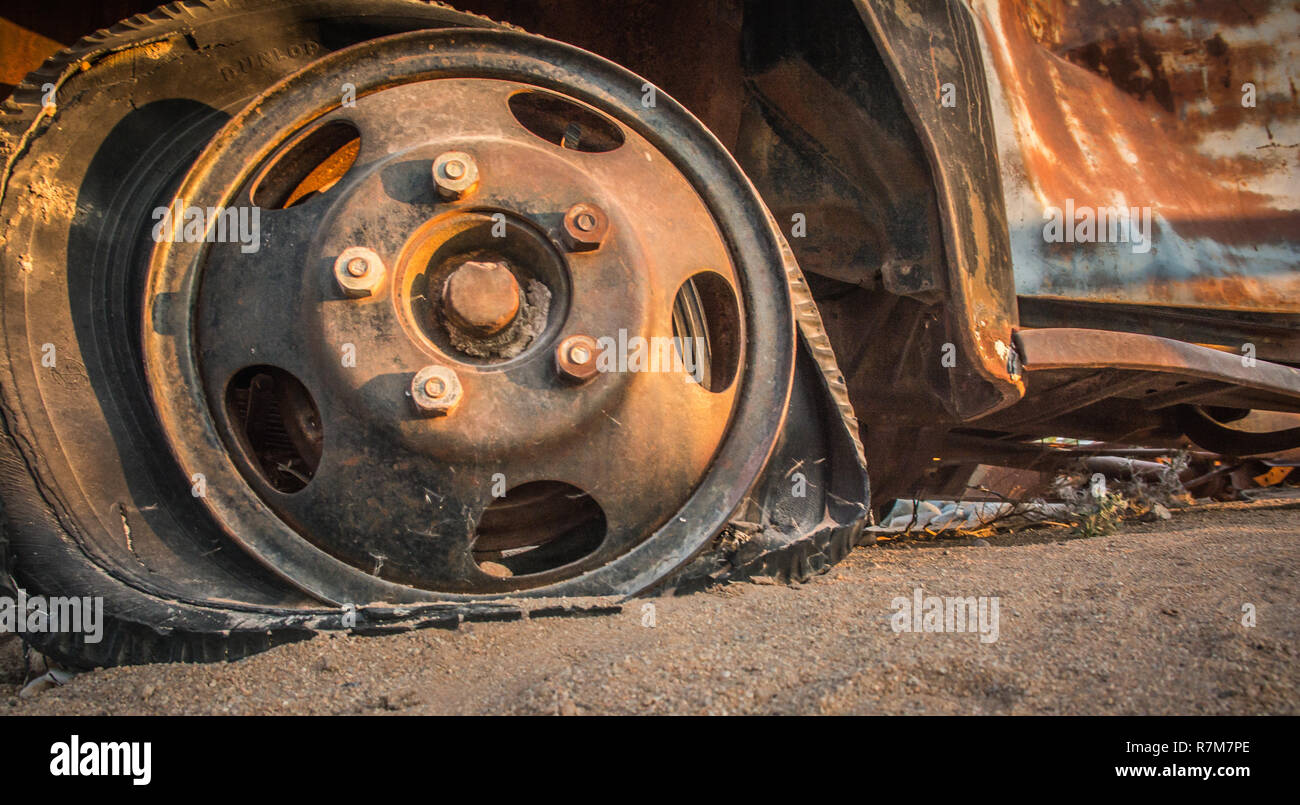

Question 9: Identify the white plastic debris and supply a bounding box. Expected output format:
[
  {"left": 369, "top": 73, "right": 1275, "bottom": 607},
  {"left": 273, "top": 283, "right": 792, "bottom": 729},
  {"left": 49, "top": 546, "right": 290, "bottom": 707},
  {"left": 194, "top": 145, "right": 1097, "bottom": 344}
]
[
  {"left": 878, "top": 499, "right": 1069, "bottom": 533},
  {"left": 18, "top": 668, "right": 77, "bottom": 699}
]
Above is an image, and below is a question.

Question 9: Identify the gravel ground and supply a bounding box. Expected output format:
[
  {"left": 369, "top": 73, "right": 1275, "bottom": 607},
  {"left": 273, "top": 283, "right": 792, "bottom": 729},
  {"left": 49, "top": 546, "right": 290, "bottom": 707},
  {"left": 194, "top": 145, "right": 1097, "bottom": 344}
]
[{"left": 3, "top": 497, "right": 1297, "bottom": 715}]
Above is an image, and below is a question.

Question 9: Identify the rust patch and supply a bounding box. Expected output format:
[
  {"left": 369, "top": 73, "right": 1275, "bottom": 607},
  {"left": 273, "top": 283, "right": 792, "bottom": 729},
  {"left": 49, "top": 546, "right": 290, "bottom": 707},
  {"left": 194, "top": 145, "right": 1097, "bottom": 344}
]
[
  {"left": 980, "top": 0, "right": 1298, "bottom": 224},
  {"left": 977, "top": 0, "right": 1300, "bottom": 310},
  {"left": 0, "top": 17, "right": 62, "bottom": 91}
]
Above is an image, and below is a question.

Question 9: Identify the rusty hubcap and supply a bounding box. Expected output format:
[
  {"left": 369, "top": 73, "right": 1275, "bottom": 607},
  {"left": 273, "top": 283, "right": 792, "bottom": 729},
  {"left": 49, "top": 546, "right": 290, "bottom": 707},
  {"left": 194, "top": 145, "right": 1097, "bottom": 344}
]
[{"left": 141, "top": 30, "right": 792, "bottom": 602}]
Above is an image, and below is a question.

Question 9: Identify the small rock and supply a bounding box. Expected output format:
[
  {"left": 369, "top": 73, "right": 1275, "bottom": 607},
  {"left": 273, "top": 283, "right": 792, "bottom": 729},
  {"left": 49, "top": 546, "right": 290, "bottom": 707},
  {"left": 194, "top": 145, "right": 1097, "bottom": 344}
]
[{"left": 972, "top": 538, "right": 991, "bottom": 547}]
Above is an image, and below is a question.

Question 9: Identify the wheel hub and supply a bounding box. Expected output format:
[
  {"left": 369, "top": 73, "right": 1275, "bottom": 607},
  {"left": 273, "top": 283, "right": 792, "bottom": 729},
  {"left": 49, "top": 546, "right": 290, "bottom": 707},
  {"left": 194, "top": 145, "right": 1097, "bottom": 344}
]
[
  {"left": 142, "top": 29, "right": 794, "bottom": 602},
  {"left": 441, "top": 259, "right": 522, "bottom": 337}
]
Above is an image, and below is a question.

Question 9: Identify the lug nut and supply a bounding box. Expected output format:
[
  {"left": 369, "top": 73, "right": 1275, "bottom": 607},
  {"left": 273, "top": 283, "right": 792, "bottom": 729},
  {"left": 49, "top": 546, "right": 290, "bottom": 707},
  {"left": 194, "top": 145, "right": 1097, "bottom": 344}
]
[
  {"left": 441, "top": 259, "right": 521, "bottom": 336},
  {"left": 433, "top": 150, "right": 479, "bottom": 200},
  {"left": 556, "top": 335, "right": 600, "bottom": 384},
  {"left": 411, "top": 365, "right": 462, "bottom": 415},
  {"left": 334, "top": 247, "right": 385, "bottom": 297},
  {"left": 561, "top": 202, "right": 609, "bottom": 251}
]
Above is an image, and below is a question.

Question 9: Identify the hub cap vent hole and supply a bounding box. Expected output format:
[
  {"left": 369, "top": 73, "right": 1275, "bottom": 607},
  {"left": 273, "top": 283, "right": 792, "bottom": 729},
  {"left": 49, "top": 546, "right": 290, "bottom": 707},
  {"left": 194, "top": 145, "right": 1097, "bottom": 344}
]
[
  {"left": 473, "top": 482, "right": 605, "bottom": 577},
  {"left": 672, "top": 271, "right": 741, "bottom": 393},
  {"left": 224, "top": 366, "right": 322, "bottom": 493},
  {"left": 250, "top": 120, "right": 360, "bottom": 209},
  {"left": 508, "top": 91, "right": 625, "bottom": 153}
]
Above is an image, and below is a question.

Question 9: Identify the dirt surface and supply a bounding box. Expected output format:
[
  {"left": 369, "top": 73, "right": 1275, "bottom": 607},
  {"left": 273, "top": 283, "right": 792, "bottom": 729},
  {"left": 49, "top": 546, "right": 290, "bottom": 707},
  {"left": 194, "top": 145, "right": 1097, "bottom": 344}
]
[{"left": 3, "top": 498, "right": 1297, "bottom": 715}]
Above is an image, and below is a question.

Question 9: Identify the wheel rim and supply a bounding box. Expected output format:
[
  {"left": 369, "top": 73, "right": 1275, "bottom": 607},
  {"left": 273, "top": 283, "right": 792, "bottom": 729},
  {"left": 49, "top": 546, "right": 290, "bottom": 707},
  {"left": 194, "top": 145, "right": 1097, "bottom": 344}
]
[{"left": 143, "top": 29, "right": 794, "bottom": 603}]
